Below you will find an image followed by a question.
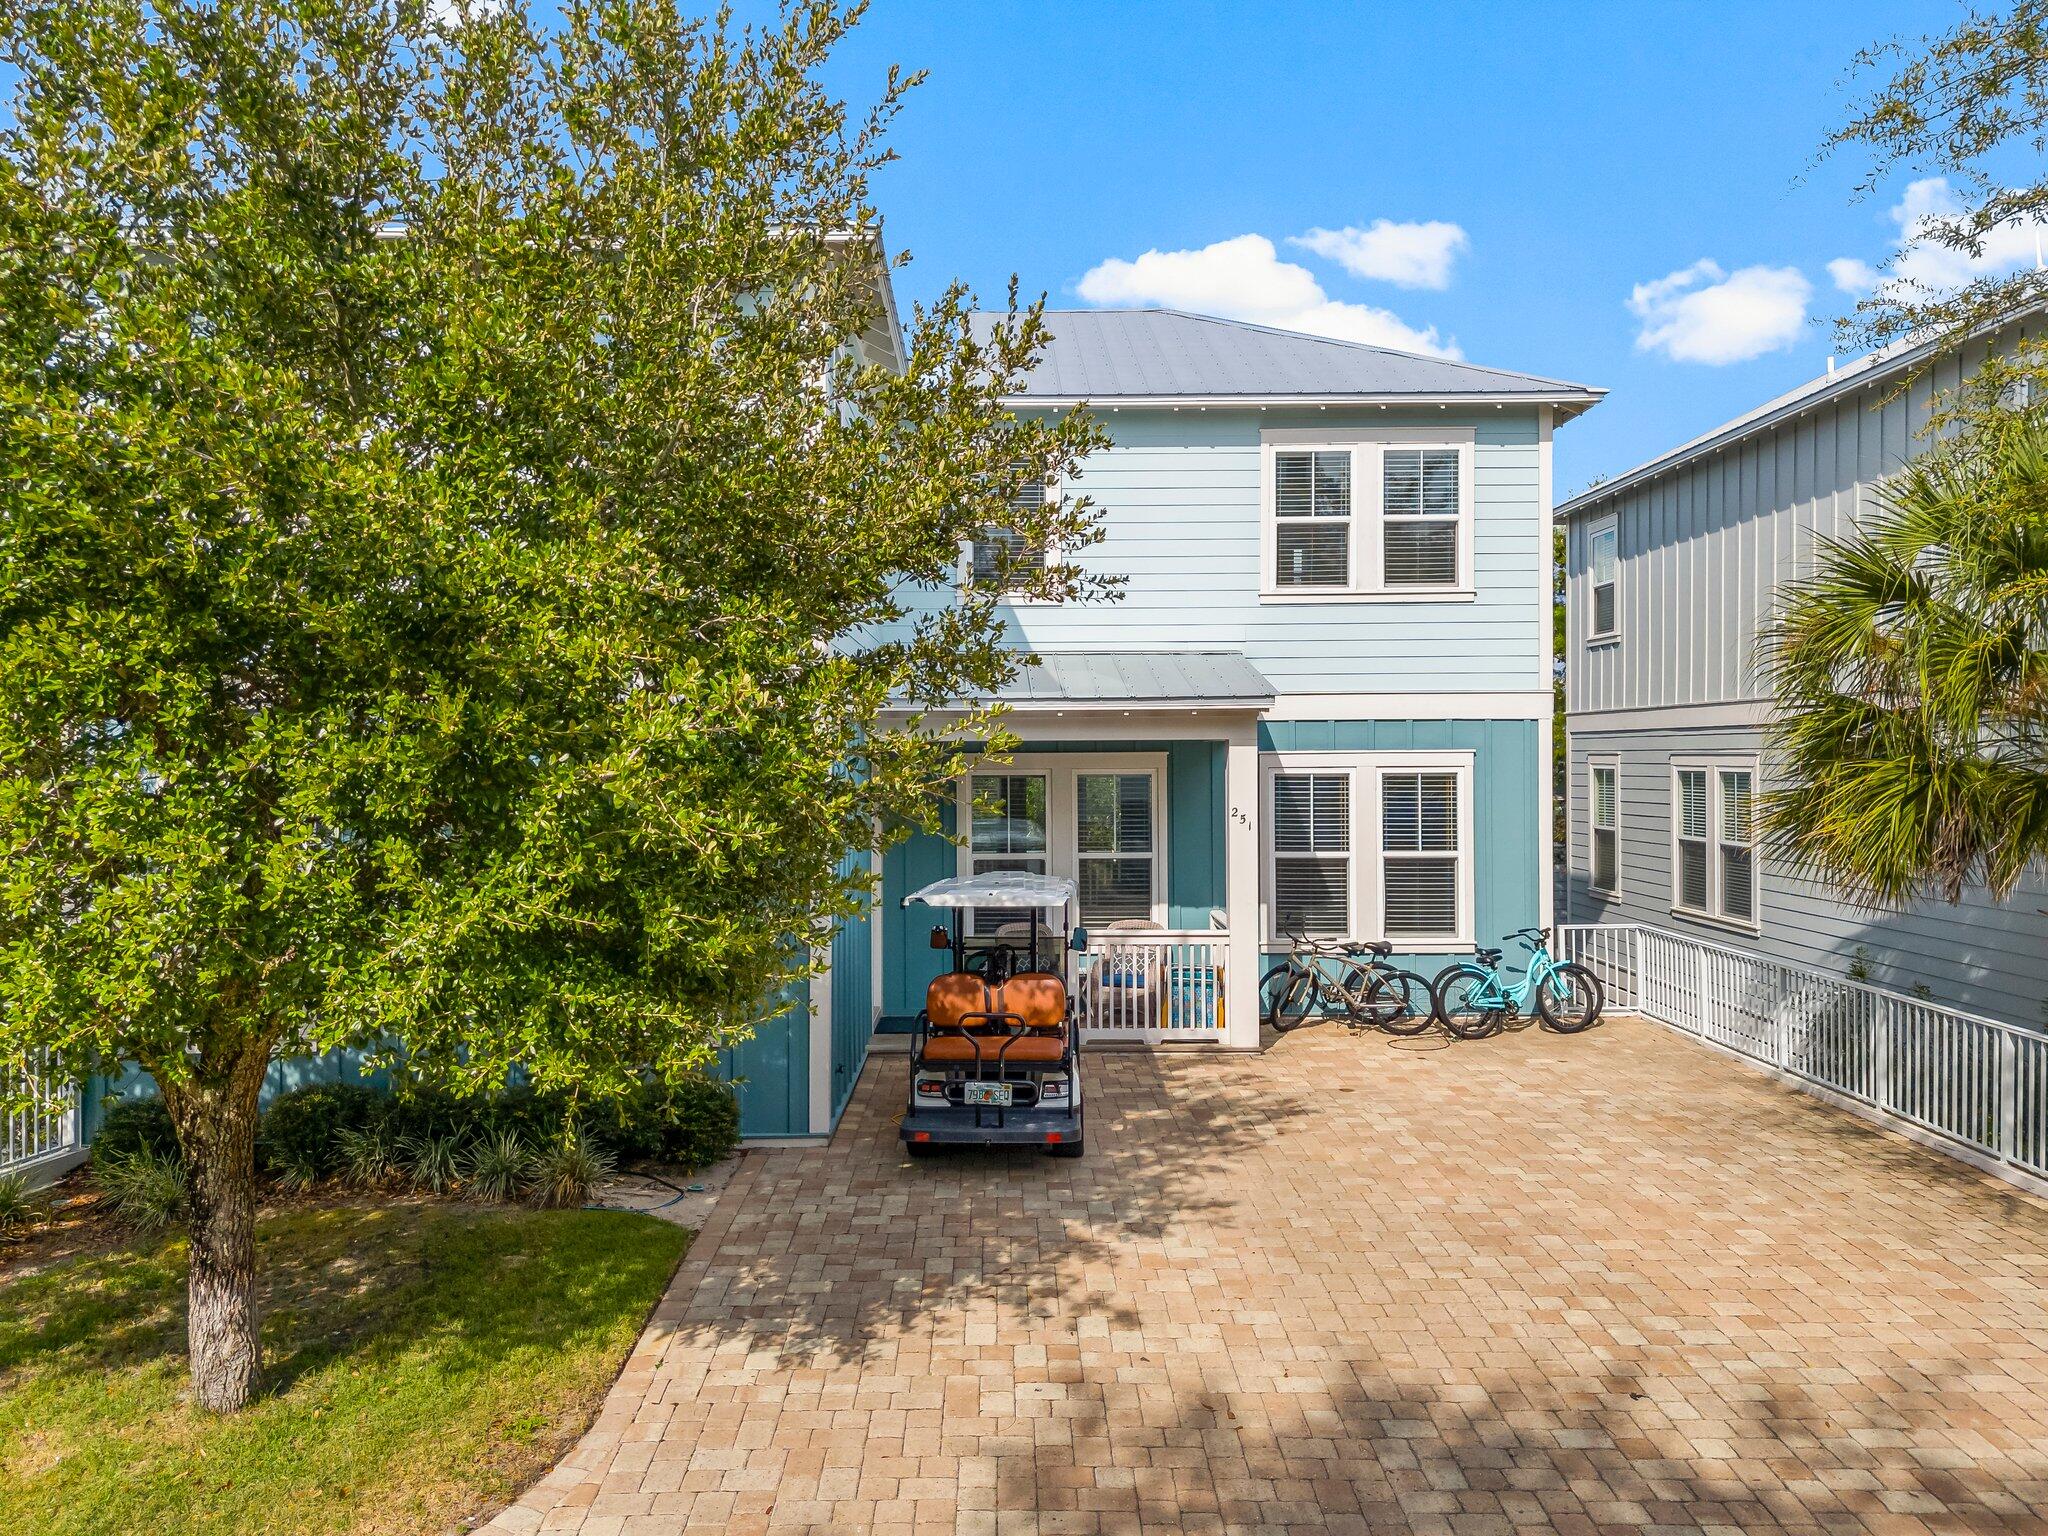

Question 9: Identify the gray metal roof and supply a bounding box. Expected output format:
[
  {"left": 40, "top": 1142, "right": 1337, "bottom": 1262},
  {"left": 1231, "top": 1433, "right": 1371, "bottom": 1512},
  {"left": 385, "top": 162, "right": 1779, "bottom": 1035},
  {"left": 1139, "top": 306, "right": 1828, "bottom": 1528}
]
[
  {"left": 984, "top": 650, "right": 1273, "bottom": 711},
  {"left": 972, "top": 308, "right": 1603, "bottom": 417},
  {"left": 1557, "top": 301, "right": 2048, "bottom": 519}
]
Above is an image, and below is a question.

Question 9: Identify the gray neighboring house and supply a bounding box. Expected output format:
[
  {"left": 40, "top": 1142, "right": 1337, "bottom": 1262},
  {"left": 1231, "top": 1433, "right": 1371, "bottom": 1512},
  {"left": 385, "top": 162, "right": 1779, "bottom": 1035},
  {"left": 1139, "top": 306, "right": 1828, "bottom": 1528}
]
[{"left": 1558, "top": 318, "right": 2048, "bottom": 1029}]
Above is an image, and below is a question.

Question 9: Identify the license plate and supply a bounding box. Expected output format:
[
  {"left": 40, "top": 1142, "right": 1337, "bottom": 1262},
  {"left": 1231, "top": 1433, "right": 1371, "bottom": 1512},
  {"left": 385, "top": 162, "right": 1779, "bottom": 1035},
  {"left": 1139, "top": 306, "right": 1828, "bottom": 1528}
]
[{"left": 962, "top": 1081, "right": 1013, "bottom": 1107}]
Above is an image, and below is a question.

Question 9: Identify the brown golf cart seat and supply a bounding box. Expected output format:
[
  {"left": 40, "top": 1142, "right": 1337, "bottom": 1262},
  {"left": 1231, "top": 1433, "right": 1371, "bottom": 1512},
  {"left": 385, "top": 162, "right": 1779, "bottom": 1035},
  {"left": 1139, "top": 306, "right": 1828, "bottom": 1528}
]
[{"left": 918, "top": 971, "right": 1072, "bottom": 1066}]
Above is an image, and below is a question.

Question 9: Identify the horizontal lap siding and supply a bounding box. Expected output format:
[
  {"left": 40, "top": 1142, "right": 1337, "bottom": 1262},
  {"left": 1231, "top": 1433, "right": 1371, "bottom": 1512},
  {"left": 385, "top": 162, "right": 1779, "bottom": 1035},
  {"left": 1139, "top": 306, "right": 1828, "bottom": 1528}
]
[
  {"left": 877, "top": 407, "right": 1548, "bottom": 696},
  {"left": 1565, "top": 725, "right": 2048, "bottom": 1029}
]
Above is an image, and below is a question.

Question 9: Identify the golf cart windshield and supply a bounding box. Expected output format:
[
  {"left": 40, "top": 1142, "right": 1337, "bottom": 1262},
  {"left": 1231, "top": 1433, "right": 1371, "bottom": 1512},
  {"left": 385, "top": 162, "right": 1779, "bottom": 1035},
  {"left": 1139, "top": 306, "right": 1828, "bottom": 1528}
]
[{"left": 902, "top": 872, "right": 1078, "bottom": 910}]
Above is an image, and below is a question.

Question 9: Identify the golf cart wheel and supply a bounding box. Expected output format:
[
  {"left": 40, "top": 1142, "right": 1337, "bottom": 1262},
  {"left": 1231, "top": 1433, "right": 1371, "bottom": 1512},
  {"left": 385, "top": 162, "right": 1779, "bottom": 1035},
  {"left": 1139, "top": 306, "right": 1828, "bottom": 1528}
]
[
  {"left": 905, "top": 1139, "right": 943, "bottom": 1159},
  {"left": 1045, "top": 1138, "right": 1085, "bottom": 1159}
]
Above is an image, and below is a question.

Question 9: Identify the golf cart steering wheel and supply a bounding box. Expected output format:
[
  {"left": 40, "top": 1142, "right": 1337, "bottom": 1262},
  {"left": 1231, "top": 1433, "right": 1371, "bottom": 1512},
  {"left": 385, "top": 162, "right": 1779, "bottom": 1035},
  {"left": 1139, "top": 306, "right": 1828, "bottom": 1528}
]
[{"left": 965, "top": 944, "right": 1019, "bottom": 985}]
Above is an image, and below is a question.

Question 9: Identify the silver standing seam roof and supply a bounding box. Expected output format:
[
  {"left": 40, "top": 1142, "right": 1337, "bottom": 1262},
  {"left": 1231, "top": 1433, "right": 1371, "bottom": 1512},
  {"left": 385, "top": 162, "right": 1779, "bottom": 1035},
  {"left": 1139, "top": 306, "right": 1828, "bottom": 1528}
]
[
  {"left": 968, "top": 650, "right": 1274, "bottom": 712},
  {"left": 971, "top": 308, "right": 1603, "bottom": 419}
]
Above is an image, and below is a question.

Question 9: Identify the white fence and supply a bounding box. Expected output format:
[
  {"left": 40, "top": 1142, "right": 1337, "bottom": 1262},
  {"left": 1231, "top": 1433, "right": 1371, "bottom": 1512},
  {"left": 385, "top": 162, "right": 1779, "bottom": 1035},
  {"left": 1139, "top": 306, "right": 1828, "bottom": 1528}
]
[
  {"left": 1076, "top": 931, "right": 1225, "bottom": 1043},
  {"left": 3, "top": 1050, "right": 83, "bottom": 1184},
  {"left": 1558, "top": 923, "right": 2048, "bottom": 1188}
]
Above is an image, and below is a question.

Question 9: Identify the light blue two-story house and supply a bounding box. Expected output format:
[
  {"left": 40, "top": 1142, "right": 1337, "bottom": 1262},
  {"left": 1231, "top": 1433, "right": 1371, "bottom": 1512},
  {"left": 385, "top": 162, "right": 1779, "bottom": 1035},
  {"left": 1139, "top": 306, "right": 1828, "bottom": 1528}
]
[{"left": 734, "top": 306, "right": 1604, "bottom": 1140}]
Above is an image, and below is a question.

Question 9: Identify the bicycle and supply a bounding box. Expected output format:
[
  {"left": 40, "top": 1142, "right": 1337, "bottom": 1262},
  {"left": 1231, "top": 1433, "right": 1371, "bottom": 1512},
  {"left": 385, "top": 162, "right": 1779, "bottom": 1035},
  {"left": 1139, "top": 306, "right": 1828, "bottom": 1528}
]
[
  {"left": 1263, "top": 935, "right": 1435, "bottom": 1035},
  {"left": 1429, "top": 926, "right": 1604, "bottom": 1039}
]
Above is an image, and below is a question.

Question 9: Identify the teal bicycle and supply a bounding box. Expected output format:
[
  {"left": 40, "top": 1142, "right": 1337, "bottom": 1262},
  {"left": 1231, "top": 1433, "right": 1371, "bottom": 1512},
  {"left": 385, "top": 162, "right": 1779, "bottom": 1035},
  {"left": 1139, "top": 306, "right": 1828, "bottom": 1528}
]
[{"left": 1430, "top": 927, "right": 1603, "bottom": 1038}]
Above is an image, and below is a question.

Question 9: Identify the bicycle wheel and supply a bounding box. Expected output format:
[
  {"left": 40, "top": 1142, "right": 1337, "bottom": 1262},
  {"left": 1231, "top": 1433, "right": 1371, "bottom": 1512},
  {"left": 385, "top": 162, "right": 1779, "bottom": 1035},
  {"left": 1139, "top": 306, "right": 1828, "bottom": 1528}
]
[
  {"left": 1371, "top": 968, "right": 1435, "bottom": 1035},
  {"left": 1266, "top": 965, "right": 1321, "bottom": 1033},
  {"left": 1535, "top": 961, "right": 1604, "bottom": 1033},
  {"left": 1431, "top": 965, "right": 1506, "bottom": 1039}
]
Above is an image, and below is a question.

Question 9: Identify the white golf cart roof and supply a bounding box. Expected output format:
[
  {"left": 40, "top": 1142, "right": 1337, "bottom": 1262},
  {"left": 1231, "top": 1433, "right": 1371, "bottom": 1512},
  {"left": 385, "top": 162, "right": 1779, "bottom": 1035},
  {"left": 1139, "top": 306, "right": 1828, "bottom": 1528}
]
[{"left": 901, "top": 871, "right": 1077, "bottom": 909}]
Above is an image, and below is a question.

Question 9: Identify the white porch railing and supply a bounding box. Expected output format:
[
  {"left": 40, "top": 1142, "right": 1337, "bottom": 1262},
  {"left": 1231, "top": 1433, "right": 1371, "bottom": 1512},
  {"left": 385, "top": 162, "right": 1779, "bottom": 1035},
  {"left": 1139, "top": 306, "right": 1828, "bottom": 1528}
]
[
  {"left": 3, "top": 1049, "right": 82, "bottom": 1184},
  {"left": 1558, "top": 922, "right": 2048, "bottom": 1189},
  {"left": 1076, "top": 931, "right": 1225, "bottom": 1043}
]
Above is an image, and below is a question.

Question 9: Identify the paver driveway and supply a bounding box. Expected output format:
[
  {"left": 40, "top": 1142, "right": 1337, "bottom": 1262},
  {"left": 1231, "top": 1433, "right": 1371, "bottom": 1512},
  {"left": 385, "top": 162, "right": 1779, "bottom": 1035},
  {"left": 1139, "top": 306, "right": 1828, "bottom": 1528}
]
[{"left": 490, "top": 1017, "right": 2048, "bottom": 1536}]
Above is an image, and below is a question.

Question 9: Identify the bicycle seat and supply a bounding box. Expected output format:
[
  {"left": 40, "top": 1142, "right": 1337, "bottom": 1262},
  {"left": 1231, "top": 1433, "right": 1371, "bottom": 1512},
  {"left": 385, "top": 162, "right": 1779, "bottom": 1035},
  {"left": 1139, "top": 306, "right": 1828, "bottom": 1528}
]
[
  {"left": 1476, "top": 947, "right": 1503, "bottom": 965},
  {"left": 1367, "top": 940, "right": 1392, "bottom": 958}
]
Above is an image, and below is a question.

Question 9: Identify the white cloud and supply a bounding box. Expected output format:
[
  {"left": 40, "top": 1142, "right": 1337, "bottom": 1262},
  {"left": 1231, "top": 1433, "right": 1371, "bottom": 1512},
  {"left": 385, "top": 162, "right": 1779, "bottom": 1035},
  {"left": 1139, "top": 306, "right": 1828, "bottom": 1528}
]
[
  {"left": 1827, "top": 257, "right": 1883, "bottom": 296},
  {"left": 1289, "top": 220, "right": 1469, "bottom": 290},
  {"left": 1628, "top": 259, "right": 1811, "bottom": 365},
  {"left": 1075, "top": 234, "right": 1460, "bottom": 357},
  {"left": 1829, "top": 176, "right": 2048, "bottom": 299}
]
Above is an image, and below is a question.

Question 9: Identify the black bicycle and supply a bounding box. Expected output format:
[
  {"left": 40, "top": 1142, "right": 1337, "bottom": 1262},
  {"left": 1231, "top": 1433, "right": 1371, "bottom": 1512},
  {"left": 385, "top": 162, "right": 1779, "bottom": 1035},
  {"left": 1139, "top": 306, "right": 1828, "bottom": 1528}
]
[{"left": 1263, "top": 936, "right": 1434, "bottom": 1035}]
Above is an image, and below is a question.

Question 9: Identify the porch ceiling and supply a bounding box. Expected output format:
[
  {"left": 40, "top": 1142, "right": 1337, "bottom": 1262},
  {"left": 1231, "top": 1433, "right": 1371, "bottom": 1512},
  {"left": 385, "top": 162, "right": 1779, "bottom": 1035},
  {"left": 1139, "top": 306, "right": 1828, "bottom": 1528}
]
[{"left": 950, "top": 649, "right": 1275, "bottom": 713}]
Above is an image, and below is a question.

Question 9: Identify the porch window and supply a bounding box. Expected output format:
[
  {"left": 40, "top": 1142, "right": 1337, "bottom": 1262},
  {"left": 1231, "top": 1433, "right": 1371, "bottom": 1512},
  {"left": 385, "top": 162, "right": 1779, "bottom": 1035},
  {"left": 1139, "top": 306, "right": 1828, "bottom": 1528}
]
[
  {"left": 1075, "top": 772, "right": 1155, "bottom": 925},
  {"left": 1381, "top": 448, "right": 1460, "bottom": 588},
  {"left": 1673, "top": 760, "right": 1757, "bottom": 926},
  {"left": 1590, "top": 762, "right": 1618, "bottom": 892},
  {"left": 968, "top": 464, "right": 1050, "bottom": 590},
  {"left": 1272, "top": 449, "right": 1351, "bottom": 588},
  {"left": 1272, "top": 772, "right": 1350, "bottom": 936},
  {"left": 1381, "top": 771, "right": 1459, "bottom": 938},
  {"left": 969, "top": 772, "right": 1048, "bottom": 935},
  {"left": 1589, "top": 518, "right": 1618, "bottom": 640}
]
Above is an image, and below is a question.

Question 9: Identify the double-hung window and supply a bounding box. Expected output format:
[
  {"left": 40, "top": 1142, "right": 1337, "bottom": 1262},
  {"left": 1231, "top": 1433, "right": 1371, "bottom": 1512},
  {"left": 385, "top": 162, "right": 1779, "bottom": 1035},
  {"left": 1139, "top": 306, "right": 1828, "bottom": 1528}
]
[
  {"left": 969, "top": 772, "right": 1048, "bottom": 934},
  {"left": 1589, "top": 518, "right": 1618, "bottom": 641},
  {"left": 1589, "top": 761, "right": 1619, "bottom": 893},
  {"left": 1381, "top": 448, "right": 1461, "bottom": 587},
  {"left": 1263, "top": 435, "right": 1471, "bottom": 598},
  {"left": 1075, "top": 772, "right": 1155, "bottom": 926},
  {"left": 1272, "top": 449, "right": 1353, "bottom": 588},
  {"left": 1271, "top": 773, "right": 1351, "bottom": 936},
  {"left": 1380, "top": 771, "right": 1461, "bottom": 938},
  {"left": 1264, "top": 754, "right": 1473, "bottom": 946},
  {"left": 969, "top": 464, "right": 1051, "bottom": 590},
  {"left": 1672, "top": 760, "right": 1757, "bottom": 926}
]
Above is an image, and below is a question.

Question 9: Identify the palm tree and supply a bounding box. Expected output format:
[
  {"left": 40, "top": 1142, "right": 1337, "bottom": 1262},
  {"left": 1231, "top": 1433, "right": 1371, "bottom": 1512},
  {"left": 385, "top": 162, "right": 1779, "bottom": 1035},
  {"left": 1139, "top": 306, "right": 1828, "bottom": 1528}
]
[{"left": 1764, "top": 403, "right": 2048, "bottom": 907}]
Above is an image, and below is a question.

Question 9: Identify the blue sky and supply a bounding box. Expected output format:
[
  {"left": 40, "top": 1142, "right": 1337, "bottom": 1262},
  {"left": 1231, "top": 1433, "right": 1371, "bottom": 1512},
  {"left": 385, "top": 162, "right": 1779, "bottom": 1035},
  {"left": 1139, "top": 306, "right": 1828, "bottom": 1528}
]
[{"left": 803, "top": 0, "right": 1996, "bottom": 495}]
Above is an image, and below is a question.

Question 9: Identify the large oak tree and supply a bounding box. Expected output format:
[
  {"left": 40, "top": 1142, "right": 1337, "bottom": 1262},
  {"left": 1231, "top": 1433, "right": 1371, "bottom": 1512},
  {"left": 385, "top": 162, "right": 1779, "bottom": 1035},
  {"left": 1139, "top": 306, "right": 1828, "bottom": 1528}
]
[{"left": 0, "top": 0, "right": 1107, "bottom": 1412}]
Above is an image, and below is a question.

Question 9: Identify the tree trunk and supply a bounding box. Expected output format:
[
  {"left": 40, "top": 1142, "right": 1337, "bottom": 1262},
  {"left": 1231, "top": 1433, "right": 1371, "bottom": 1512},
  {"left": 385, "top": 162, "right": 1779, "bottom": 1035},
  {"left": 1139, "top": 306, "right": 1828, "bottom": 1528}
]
[{"left": 159, "top": 1037, "right": 275, "bottom": 1414}]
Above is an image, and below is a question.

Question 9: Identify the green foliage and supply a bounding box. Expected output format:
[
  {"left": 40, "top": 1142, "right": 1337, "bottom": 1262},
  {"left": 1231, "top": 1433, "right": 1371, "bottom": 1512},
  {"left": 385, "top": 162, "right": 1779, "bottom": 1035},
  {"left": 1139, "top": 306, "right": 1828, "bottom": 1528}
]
[
  {"left": 395, "top": 1132, "right": 465, "bottom": 1196},
  {"left": 527, "top": 1129, "right": 615, "bottom": 1210},
  {"left": 334, "top": 1125, "right": 395, "bottom": 1190},
  {"left": 0, "top": 1172, "right": 45, "bottom": 1239},
  {"left": 1825, "top": 3, "right": 2048, "bottom": 350},
  {"left": 1763, "top": 405, "right": 2048, "bottom": 903},
  {"left": 259, "top": 1083, "right": 379, "bottom": 1185},
  {"left": 95, "top": 1150, "right": 189, "bottom": 1234},
  {"left": 651, "top": 1074, "right": 742, "bottom": 1171},
  {"left": 90, "top": 1099, "right": 178, "bottom": 1168},
  {"left": 460, "top": 1131, "right": 533, "bottom": 1204}
]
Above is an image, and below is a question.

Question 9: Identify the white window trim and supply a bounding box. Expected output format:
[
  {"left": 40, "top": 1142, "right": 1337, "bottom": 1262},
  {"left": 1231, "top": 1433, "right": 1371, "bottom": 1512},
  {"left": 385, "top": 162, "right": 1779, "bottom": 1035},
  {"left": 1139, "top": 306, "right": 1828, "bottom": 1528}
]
[
  {"left": 1669, "top": 755, "right": 1760, "bottom": 932},
  {"left": 959, "top": 472, "right": 1064, "bottom": 604},
  {"left": 1587, "top": 515, "right": 1619, "bottom": 646},
  {"left": 1588, "top": 754, "right": 1619, "bottom": 895},
  {"left": 955, "top": 753, "right": 1169, "bottom": 927},
  {"left": 1258, "top": 427, "right": 1477, "bottom": 602},
  {"left": 1259, "top": 749, "right": 1476, "bottom": 948}
]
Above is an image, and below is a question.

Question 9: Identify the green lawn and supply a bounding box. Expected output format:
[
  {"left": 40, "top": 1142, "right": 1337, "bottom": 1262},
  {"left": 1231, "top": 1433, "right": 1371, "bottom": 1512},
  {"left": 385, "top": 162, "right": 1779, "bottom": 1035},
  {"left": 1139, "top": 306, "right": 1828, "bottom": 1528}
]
[{"left": 0, "top": 1199, "right": 688, "bottom": 1535}]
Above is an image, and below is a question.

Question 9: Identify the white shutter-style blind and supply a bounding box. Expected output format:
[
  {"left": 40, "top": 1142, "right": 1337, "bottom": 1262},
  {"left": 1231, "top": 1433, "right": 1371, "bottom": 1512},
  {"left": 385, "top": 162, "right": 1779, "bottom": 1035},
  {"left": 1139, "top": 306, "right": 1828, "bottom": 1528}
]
[
  {"left": 1675, "top": 768, "right": 1709, "bottom": 912},
  {"left": 1382, "top": 447, "right": 1460, "bottom": 587},
  {"left": 1076, "top": 773, "right": 1155, "bottom": 925},
  {"left": 1382, "top": 771, "right": 1458, "bottom": 936},
  {"left": 1272, "top": 772, "right": 1350, "bottom": 935},
  {"left": 1718, "top": 768, "right": 1755, "bottom": 922},
  {"left": 1591, "top": 765, "right": 1618, "bottom": 892},
  {"left": 1273, "top": 450, "right": 1351, "bottom": 587}
]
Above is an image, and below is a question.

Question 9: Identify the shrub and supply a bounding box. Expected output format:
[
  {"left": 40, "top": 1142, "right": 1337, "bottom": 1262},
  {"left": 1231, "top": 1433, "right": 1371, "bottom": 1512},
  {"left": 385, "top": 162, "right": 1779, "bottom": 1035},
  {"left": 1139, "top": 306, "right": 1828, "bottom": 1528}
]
[
  {"left": 97, "top": 1149, "right": 189, "bottom": 1233},
  {"left": 336, "top": 1125, "right": 395, "bottom": 1189},
  {"left": 259, "top": 1082, "right": 378, "bottom": 1184},
  {"left": 460, "top": 1131, "right": 532, "bottom": 1203},
  {"left": 527, "top": 1128, "right": 614, "bottom": 1209},
  {"left": 0, "top": 1172, "right": 46, "bottom": 1239},
  {"left": 658, "top": 1074, "right": 741, "bottom": 1171},
  {"left": 93, "top": 1096, "right": 178, "bottom": 1167},
  {"left": 395, "top": 1131, "right": 464, "bottom": 1195}
]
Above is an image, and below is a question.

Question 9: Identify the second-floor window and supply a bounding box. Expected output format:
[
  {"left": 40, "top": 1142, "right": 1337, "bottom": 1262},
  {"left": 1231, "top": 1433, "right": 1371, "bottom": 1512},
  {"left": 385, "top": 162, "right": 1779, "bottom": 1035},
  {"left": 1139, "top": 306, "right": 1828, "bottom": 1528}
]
[
  {"left": 1589, "top": 517, "right": 1618, "bottom": 641},
  {"left": 1590, "top": 761, "right": 1618, "bottom": 892},
  {"left": 968, "top": 465, "right": 1051, "bottom": 591},
  {"left": 1263, "top": 437, "right": 1472, "bottom": 598}
]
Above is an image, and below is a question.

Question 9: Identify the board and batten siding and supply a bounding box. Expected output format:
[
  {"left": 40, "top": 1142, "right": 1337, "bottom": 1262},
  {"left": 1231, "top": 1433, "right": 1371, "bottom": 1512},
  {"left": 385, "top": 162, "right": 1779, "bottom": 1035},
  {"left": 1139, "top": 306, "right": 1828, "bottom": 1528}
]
[
  {"left": 1564, "top": 725, "right": 2048, "bottom": 1029},
  {"left": 1564, "top": 339, "right": 2007, "bottom": 716},
  {"left": 874, "top": 406, "right": 1551, "bottom": 697}
]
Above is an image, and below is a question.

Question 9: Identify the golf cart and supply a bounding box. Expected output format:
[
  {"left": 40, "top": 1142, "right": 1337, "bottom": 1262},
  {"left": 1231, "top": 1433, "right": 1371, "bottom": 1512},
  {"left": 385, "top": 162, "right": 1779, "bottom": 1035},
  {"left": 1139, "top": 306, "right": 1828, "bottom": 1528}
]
[{"left": 899, "top": 871, "right": 1087, "bottom": 1159}]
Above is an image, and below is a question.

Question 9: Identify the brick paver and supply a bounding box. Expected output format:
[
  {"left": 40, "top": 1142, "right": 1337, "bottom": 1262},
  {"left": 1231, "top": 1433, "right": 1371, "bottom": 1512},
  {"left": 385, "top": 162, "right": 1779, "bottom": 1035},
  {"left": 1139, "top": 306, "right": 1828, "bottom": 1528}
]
[{"left": 486, "top": 1017, "right": 2048, "bottom": 1535}]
